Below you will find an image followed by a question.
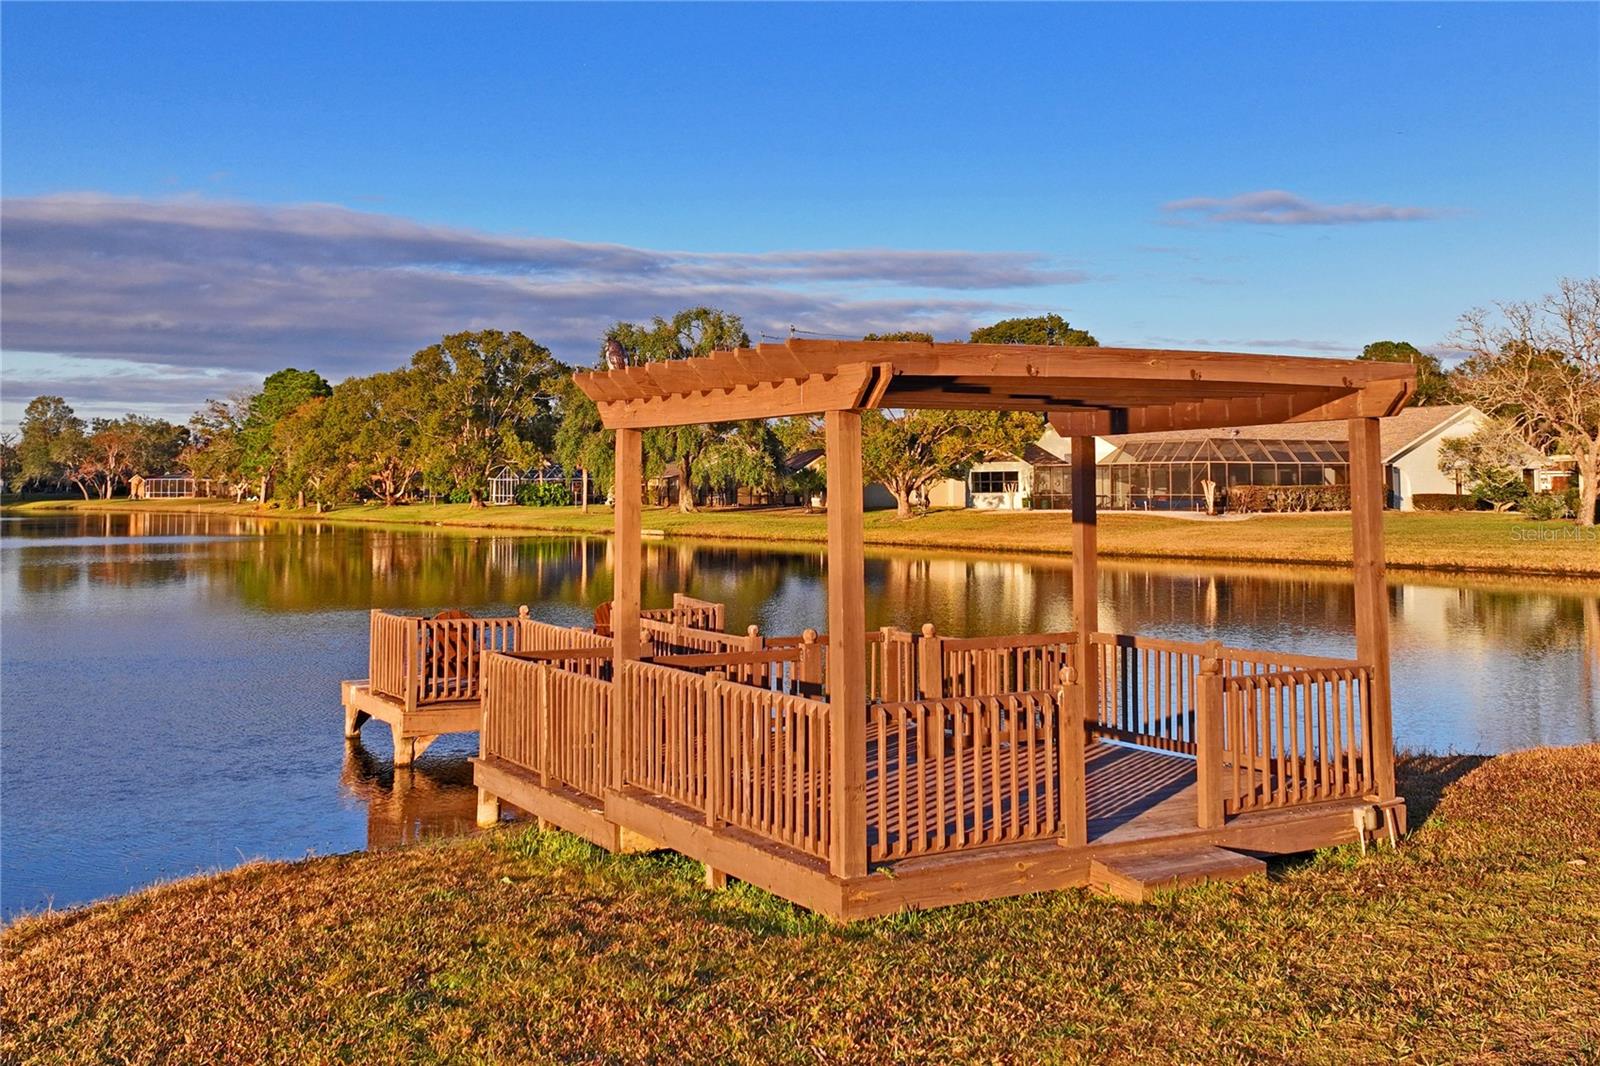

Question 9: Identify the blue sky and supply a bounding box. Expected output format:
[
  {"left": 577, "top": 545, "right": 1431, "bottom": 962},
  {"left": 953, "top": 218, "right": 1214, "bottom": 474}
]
[{"left": 2, "top": 2, "right": 1596, "bottom": 428}]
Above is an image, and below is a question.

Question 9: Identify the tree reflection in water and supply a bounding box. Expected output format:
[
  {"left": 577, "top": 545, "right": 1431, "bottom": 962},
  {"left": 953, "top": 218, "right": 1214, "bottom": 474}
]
[{"left": 2, "top": 511, "right": 1595, "bottom": 913}]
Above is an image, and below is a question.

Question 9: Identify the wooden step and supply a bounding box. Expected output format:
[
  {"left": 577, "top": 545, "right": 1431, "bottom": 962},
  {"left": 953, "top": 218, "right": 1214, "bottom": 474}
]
[{"left": 1089, "top": 846, "right": 1266, "bottom": 903}]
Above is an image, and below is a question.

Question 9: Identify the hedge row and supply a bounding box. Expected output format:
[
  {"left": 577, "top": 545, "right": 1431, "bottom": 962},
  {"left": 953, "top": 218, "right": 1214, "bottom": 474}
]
[
  {"left": 1225, "top": 484, "right": 1352, "bottom": 513},
  {"left": 1412, "top": 493, "right": 1478, "bottom": 512}
]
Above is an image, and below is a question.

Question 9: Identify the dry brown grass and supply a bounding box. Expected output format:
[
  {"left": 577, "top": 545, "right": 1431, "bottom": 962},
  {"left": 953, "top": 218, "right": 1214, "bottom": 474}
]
[{"left": 4, "top": 747, "right": 1598, "bottom": 1064}]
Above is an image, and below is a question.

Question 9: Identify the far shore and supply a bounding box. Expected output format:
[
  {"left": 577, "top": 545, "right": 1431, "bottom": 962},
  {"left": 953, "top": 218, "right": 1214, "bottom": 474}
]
[{"left": 7, "top": 496, "right": 1598, "bottom": 579}]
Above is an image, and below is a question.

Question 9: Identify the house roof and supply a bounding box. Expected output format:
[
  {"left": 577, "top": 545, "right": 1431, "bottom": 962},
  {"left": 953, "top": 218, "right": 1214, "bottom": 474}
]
[
  {"left": 784, "top": 447, "right": 825, "bottom": 473},
  {"left": 1102, "top": 403, "right": 1477, "bottom": 463},
  {"left": 573, "top": 338, "right": 1415, "bottom": 434},
  {"left": 1022, "top": 443, "right": 1070, "bottom": 467}
]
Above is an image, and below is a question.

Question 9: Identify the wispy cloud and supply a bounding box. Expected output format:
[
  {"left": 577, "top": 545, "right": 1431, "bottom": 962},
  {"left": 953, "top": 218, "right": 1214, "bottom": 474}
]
[
  {"left": 1146, "top": 336, "right": 1354, "bottom": 355},
  {"left": 0, "top": 194, "right": 1084, "bottom": 414},
  {"left": 1161, "top": 189, "right": 1440, "bottom": 226}
]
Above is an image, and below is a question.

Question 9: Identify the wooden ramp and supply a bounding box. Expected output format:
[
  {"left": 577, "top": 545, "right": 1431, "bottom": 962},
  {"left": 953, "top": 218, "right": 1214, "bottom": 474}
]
[{"left": 1088, "top": 845, "right": 1266, "bottom": 902}]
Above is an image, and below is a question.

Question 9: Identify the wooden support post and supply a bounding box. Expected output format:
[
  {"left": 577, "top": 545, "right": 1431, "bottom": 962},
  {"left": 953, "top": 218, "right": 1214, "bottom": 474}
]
[
  {"left": 613, "top": 428, "right": 643, "bottom": 667},
  {"left": 611, "top": 426, "right": 643, "bottom": 791},
  {"left": 917, "top": 623, "right": 943, "bottom": 699},
  {"left": 881, "top": 627, "right": 906, "bottom": 702},
  {"left": 1058, "top": 664, "right": 1087, "bottom": 847},
  {"left": 1349, "top": 417, "right": 1397, "bottom": 801},
  {"left": 706, "top": 672, "right": 726, "bottom": 829},
  {"left": 918, "top": 623, "right": 944, "bottom": 760},
  {"left": 825, "top": 409, "right": 868, "bottom": 879},
  {"left": 1070, "top": 434, "right": 1100, "bottom": 732},
  {"left": 403, "top": 616, "right": 418, "bottom": 716},
  {"left": 343, "top": 702, "right": 370, "bottom": 739},
  {"left": 1194, "top": 656, "right": 1226, "bottom": 829},
  {"left": 476, "top": 787, "right": 501, "bottom": 829},
  {"left": 537, "top": 662, "right": 553, "bottom": 789},
  {"left": 798, "top": 629, "right": 823, "bottom": 687}
]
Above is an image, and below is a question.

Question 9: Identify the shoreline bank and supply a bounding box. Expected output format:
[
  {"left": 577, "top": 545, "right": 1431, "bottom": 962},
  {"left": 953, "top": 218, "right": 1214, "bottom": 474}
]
[
  {"left": 3, "top": 747, "right": 1596, "bottom": 1062},
  {"left": 6, "top": 497, "right": 1598, "bottom": 578}
]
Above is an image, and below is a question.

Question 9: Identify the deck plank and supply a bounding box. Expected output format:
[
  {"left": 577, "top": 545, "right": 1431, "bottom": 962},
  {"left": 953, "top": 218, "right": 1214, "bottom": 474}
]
[{"left": 1089, "top": 846, "right": 1266, "bottom": 902}]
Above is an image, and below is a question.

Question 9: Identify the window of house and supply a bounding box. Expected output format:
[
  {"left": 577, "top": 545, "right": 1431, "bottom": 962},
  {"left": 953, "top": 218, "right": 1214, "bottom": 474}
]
[{"left": 970, "top": 470, "right": 1019, "bottom": 494}]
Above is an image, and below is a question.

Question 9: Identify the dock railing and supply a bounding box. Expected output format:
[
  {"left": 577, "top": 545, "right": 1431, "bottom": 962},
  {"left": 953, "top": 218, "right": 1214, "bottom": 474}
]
[
  {"left": 478, "top": 608, "right": 1384, "bottom": 869},
  {"left": 640, "top": 593, "right": 726, "bottom": 632},
  {"left": 867, "top": 690, "right": 1063, "bottom": 862},
  {"left": 1087, "top": 632, "right": 1374, "bottom": 827},
  {"left": 481, "top": 650, "right": 614, "bottom": 800},
  {"left": 1214, "top": 662, "right": 1374, "bottom": 819},
  {"left": 368, "top": 609, "right": 522, "bottom": 710},
  {"left": 618, "top": 659, "right": 833, "bottom": 861}
]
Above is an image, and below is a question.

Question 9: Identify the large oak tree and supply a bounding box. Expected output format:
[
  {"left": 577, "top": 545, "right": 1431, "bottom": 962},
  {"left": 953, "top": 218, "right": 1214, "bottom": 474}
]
[{"left": 1451, "top": 277, "right": 1600, "bottom": 525}]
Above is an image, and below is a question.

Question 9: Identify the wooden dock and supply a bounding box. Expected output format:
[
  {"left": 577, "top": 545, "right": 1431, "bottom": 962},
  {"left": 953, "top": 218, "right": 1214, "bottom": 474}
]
[{"left": 462, "top": 338, "right": 1412, "bottom": 917}]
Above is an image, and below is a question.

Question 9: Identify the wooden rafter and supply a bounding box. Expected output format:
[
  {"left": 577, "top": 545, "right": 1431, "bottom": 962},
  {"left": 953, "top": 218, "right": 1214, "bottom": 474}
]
[{"left": 570, "top": 338, "right": 1415, "bottom": 433}]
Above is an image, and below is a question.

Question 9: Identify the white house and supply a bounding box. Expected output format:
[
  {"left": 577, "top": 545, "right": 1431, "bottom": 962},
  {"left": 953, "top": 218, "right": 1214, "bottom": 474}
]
[{"left": 963, "top": 404, "right": 1508, "bottom": 512}]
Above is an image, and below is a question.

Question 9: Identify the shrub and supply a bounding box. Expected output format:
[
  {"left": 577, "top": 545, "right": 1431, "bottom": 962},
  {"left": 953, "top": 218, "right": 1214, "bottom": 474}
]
[
  {"left": 1468, "top": 467, "right": 1528, "bottom": 512},
  {"left": 1224, "top": 484, "right": 1350, "bottom": 513},
  {"left": 1413, "top": 493, "right": 1475, "bottom": 512},
  {"left": 1521, "top": 492, "right": 1572, "bottom": 521},
  {"left": 446, "top": 488, "right": 473, "bottom": 504},
  {"left": 515, "top": 481, "right": 571, "bottom": 507}
]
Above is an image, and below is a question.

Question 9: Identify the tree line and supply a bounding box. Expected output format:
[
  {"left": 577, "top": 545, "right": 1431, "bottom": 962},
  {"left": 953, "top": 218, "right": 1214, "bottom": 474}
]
[{"left": 7, "top": 278, "right": 1595, "bottom": 524}]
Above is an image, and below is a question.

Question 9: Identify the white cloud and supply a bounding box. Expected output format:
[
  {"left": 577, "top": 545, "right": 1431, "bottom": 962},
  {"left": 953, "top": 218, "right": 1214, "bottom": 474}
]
[
  {"left": 0, "top": 194, "right": 1084, "bottom": 400},
  {"left": 1161, "top": 189, "right": 1440, "bottom": 226}
]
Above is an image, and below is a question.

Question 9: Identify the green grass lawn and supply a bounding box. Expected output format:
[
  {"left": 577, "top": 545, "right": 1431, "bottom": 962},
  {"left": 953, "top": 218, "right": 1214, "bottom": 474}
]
[
  {"left": 3, "top": 747, "right": 1597, "bottom": 1063},
  {"left": 10, "top": 497, "right": 1599, "bottom": 577}
]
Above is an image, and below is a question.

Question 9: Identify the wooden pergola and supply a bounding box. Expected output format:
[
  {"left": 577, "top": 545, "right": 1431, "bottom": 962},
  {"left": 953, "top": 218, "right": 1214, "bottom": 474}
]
[{"left": 465, "top": 340, "right": 1414, "bottom": 916}]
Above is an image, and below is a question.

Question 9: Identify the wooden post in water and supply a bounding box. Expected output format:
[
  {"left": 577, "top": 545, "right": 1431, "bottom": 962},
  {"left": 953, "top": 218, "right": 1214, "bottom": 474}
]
[
  {"left": 1348, "top": 417, "right": 1397, "bottom": 801},
  {"left": 825, "top": 409, "right": 868, "bottom": 879}
]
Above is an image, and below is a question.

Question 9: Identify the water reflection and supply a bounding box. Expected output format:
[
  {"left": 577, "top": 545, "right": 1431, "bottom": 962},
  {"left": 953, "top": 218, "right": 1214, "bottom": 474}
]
[
  {"left": 2, "top": 511, "right": 1596, "bottom": 915},
  {"left": 340, "top": 746, "right": 480, "bottom": 850}
]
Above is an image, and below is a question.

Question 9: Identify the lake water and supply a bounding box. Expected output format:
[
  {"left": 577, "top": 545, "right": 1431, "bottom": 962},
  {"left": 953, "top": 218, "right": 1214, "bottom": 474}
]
[{"left": 3, "top": 511, "right": 1597, "bottom": 916}]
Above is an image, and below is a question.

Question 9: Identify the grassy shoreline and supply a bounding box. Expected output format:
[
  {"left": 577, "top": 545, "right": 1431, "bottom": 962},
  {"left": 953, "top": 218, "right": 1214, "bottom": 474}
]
[
  {"left": 4, "top": 746, "right": 1597, "bottom": 1063},
  {"left": 7, "top": 496, "right": 1599, "bottom": 578}
]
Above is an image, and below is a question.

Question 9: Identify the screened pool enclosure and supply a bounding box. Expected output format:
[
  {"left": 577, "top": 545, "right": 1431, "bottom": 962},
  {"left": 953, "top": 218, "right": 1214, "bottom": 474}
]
[{"left": 1099, "top": 436, "right": 1348, "bottom": 512}]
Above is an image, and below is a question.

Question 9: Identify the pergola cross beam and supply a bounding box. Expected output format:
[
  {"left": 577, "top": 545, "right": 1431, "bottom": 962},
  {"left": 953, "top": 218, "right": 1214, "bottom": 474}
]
[{"left": 573, "top": 339, "right": 1415, "bottom": 431}]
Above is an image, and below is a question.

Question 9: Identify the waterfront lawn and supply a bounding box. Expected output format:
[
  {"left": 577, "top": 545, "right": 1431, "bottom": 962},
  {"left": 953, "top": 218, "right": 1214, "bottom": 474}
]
[
  {"left": 10, "top": 497, "right": 1598, "bottom": 576},
  {"left": 3, "top": 746, "right": 1597, "bottom": 1064}
]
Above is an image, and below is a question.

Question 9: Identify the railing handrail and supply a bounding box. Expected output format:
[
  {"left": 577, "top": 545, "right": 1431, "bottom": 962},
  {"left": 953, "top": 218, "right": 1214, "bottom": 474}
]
[
  {"left": 875, "top": 688, "right": 1058, "bottom": 713},
  {"left": 1221, "top": 663, "right": 1369, "bottom": 690},
  {"left": 1089, "top": 630, "right": 1363, "bottom": 672},
  {"left": 502, "top": 646, "right": 614, "bottom": 662},
  {"left": 936, "top": 631, "right": 1077, "bottom": 652},
  {"left": 650, "top": 647, "right": 802, "bottom": 669}
]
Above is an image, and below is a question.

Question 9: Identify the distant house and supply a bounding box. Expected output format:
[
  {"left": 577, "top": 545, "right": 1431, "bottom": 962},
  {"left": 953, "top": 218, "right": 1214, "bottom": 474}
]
[
  {"left": 133, "top": 474, "right": 218, "bottom": 499},
  {"left": 967, "top": 443, "right": 1073, "bottom": 510},
  {"left": 960, "top": 405, "right": 1525, "bottom": 512},
  {"left": 783, "top": 448, "right": 963, "bottom": 510},
  {"left": 1099, "top": 404, "right": 1489, "bottom": 511},
  {"left": 787, "top": 405, "right": 1549, "bottom": 514}
]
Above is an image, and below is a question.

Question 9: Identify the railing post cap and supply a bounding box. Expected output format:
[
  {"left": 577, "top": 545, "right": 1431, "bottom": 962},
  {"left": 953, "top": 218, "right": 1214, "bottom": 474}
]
[
  {"left": 747, "top": 624, "right": 760, "bottom": 637},
  {"left": 921, "top": 623, "right": 937, "bottom": 638},
  {"left": 1200, "top": 656, "right": 1222, "bottom": 675},
  {"left": 801, "top": 628, "right": 818, "bottom": 643},
  {"left": 1060, "top": 665, "right": 1078, "bottom": 685},
  {"left": 517, "top": 604, "right": 530, "bottom": 618}
]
